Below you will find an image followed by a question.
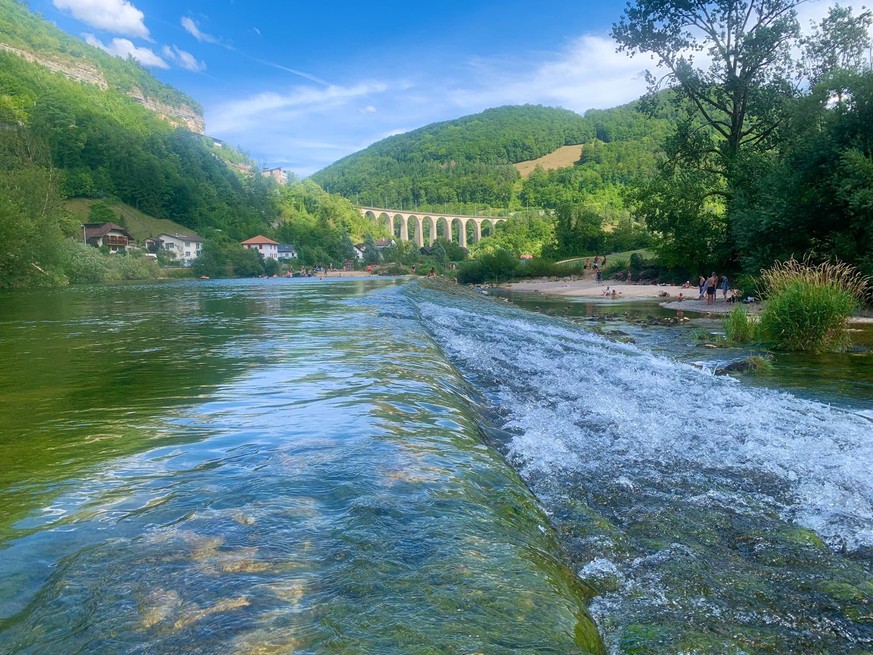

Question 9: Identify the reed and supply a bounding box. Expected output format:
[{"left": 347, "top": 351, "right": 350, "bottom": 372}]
[
  {"left": 758, "top": 257, "right": 870, "bottom": 352},
  {"left": 723, "top": 307, "right": 757, "bottom": 344}
]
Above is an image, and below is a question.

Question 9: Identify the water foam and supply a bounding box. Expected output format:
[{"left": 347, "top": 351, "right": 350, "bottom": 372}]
[{"left": 416, "top": 295, "right": 873, "bottom": 552}]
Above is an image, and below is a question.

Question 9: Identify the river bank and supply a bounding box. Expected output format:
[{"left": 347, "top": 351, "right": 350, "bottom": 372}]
[{"left": 502, "top": 277, "right": 873, "bottom": 322}]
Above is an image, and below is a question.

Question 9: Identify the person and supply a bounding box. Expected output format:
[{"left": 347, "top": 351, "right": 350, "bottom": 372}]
[
  {"left": 602, "top": 255, "right": 607, "bottom": 267},
  {"left": 677, "top": 292, "right": 686, "bottom": 301},
  {"left": 367, "top": 264, "right": 372, "bottom": 273},
  {"left": 584, "top": 258, "right": 590, "bottom": 270},
  {"left": 594, "top": 255, "right": 600, "bottom": 268},
  {"left": 595, "top": 268, "right": 602, "bottom": 284},
  {"left": 603, "top": 286, "right": 611, "bottom": 297},
  {"left": 720, "top": 274, "right": 730, "bottom": 302},
  {"left": 611, "top": 289, "right": 617, "bottom": 298},
  {"left": 698, "top": 275, "right": 707, "bottom": 300},
  {"left": 427, "top": 267, "right": 436, "bottom": 278},
  {"left": 706, "top": 272, "right": 718, "bottom": 305}
]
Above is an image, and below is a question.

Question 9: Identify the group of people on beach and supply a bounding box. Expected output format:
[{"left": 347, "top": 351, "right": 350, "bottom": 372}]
[{"left": 696, "top": 272, "right": 729, "bottom": 304}]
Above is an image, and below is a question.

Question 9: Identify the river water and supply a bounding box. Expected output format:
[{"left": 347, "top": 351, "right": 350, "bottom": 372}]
[{"left": 0, "top": 278, "right": 870, "bottom": 654}]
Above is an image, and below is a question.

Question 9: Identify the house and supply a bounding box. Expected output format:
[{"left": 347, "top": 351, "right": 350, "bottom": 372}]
[
  {"left": 241, "top": 235, "right": 280, "bottom": 260},
  {"left": 373, "top": 238, "right": 396, "bottom": 249},
  {"left": 82, "top": 222, "right": 133, "bottom": 253},
  {"left": 277, "top": 244, "right": 298, "bottom": 260},
  {"left": 152, "top": 232, "right": 204, "bottom": 266},
  {"left": 261, "top": 167, "right": 287, "bottom": 184},
  {"left": 352, "top": 244, "right": 365, "bottom": 261}
]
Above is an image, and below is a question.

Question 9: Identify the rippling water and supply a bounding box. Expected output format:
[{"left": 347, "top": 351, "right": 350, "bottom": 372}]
[{"left": 0, "top": 279, "right": 870, "bottom": 654}]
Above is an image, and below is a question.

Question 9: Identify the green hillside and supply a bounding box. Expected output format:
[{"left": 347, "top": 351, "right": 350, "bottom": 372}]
[
  {"left": 311, "top": 105, "right": 595, "bottom": 209},
  {"left": 64, "top": 199, "right": 197, "bottom": 242},
  {"left": 0, "top": 0, "right": 200, "bottom": 121},
  {"left": 311, "top": 102, "right": 671, "bottom": 216}
]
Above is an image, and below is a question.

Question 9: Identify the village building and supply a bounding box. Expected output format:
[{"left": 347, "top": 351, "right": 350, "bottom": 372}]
[
  {"left": 261, "top": 167, "right": 287, "bottom": 184},
  {"left": 82, "top": 222, "right": 134, "bottom": 253},
  {"left": 149, "top": 232, "right": 204, "bottom": 266},
  {"left": 241, "top": 235, "right": 280, "bottom": 260},
  {"left": 277, "top": 244, "right": 298, "bottom": 260}
]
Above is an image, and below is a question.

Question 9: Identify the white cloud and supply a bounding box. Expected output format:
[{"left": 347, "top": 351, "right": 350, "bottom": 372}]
[
  {"left": 53, "top": 0, "right": 149, "bottom": 39},
  {"left": 446, "top": 34, "right": 654, "bottom": 114},
  {"left": 162, "top": 45, "right": 206, "bottom": 72},
  {"left": 209, "top": 82, "right": 388, "bottom": 134},
  {"left": 85, "top": 33, "right": 167, "bottom": 68},
  {"left": 181, "top": 17, "right": 219, "bottom": 44},
  {"left": 360, "top": 105, "right": 377, "bottom": 113}
]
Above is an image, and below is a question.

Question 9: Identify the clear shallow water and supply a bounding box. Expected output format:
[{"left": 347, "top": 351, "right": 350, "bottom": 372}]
[
  {"left": 0, "top": 279, "right": 870, "bottom": 654},
  {"left": 0, "top": 279, "right": 599, "bottom": 654}
]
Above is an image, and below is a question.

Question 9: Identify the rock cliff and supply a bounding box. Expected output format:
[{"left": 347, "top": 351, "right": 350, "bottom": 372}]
[{"left": 0, "top": 42, "right": 205, "bottom": 134}]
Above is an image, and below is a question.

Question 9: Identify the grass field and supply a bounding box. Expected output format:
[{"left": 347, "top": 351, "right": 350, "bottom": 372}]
[
  {"left": 513, "top": 145, "right": 584, "bottom": 178},
  {"left": 65, "top": 199, "right": 197, "bottom": 242}
]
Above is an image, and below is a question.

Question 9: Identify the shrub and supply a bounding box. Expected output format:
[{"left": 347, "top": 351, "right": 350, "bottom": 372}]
[
  {"left": 757, "top": 258, "right": 870, "bottom": 352},
  {"left": 723, "top": 307, "right": 757, "bottom": 344},
  {"left": 457, "top": 259, "right": 486, "bottom": 284}
]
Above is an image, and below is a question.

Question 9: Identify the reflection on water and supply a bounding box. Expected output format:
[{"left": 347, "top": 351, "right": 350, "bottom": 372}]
[
  {"left": 2, "top": 278, "right": 871, "bottom": 654},
  {"left": 0, "top": 279, "right": 599, "bottom": 654}
]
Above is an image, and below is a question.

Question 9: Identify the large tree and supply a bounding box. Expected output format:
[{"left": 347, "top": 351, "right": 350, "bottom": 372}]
[{"left": 612, "top": 0, "right": 802, "bottom": 268}]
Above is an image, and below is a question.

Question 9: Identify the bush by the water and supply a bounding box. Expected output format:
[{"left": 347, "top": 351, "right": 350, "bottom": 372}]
[
  {"left": 723, "top": 307, "right": 758, "bottom": 344},
  {"left": 758, "top": 258, "right": 870, "bottom": 352},
  {"left": 457, "top": 249, "right": 518, "bottom": 284}
]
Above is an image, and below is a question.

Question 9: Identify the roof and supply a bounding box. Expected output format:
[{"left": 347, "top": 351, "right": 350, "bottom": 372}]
[
  {"left": 241, "top": 235, "right": 279, "bottom": 246},
  {"left": 82, "top": 222, "right": 133, "bottom": 240},
  {"left": 373, "top": 238, "right": 395, "bottom": 248},
  {"left": 156, "top": 232, "right": 204, "bottom": 242}
]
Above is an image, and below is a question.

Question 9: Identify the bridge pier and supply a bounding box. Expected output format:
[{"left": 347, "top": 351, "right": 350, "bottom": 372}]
[{"left": 360, "top": 208, "right": 506, "bottom": 250}]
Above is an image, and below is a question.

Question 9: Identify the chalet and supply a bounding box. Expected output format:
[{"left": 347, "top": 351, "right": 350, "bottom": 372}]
[
  {"left": 151, "top": 232, "right": 204, "bottom": 266},
  {"left": 352, "top": 244, "right": 365, "bottom": 261},
  {"left": 277, "top": 244, "right": 298, "bottom": 260},
  {"left": 82, "top": 222, "right": 133, "bottom": 253},
  {"left": 241, "top": 235, "right": 280, "bottom": 260}
]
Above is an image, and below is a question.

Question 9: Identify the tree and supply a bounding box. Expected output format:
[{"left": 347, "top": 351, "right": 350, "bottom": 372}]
[
  {"left": 612, "top": 0, "right": 802, "bottom": 268},
  {"left": 802, "top": 5, "right": 873, "bottom": 86}
]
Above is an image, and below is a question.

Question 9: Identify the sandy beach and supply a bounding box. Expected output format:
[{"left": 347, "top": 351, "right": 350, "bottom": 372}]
[{"left": 502, "top": 277, "right": 755, "bottom": 314}]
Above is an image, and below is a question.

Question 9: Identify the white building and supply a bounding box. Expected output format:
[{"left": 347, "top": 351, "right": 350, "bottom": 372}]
[
  {"left": 154, "top": 232, "right": 204, "bottom": 266},
  {"left": 241, "top": 235, "right": 280, "bottom": 260}
]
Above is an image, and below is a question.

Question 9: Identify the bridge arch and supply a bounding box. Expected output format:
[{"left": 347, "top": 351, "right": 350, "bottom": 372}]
[{"left": 357, "top": 207, "right": 508, "bottom": 249}]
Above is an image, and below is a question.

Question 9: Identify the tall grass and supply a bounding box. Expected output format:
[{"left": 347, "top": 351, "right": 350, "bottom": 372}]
[
  {"left": 757, "top": 258, "right": 870, "bottom": 352},
  {"left": 723, "top": 307, "right": 757, "bottom": 344}
]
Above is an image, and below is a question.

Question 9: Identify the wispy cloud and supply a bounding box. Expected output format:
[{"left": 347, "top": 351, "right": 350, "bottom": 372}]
[
  {"left": 84, "top": 33, "right": 167, "bottom": 68},
  {"left": 447, "top": 34, "right": 653, "bottom": 114},
  {"left": 54, "top": 0, "right": 150, "bottom": 40},
  {"left": 209, "top": 82, "right": 388, "bottom": 134},
  {"left": 162, "top": 45, "right": 206, "bottom": 72},
  {"left": 180, "top": 16, "right": 220, "bottom": 44}
]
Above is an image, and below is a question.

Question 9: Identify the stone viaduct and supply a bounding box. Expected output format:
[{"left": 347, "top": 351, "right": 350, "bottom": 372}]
[{"left": 359, "top": 207, "right": 507, "bottom": 248}]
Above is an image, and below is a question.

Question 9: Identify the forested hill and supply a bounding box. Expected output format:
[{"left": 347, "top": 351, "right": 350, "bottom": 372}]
[
  {"left": 0, "top": 0, "right": 202, "bottom": 131},
  {"left": 311, "top": 102, "right": 671, "bottom": 215},
  {"left": 311, "top": 105, "right": 594, "bottom": 209}
]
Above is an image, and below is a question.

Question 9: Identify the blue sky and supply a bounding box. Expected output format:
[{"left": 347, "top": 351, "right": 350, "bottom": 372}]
[{"left": 28, "top": 0, "right": 865, "bottom": 177}]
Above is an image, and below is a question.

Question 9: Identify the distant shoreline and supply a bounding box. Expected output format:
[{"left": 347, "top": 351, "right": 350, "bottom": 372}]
[{"left": 501, "top": 277, "right": 873, "bottom": 323}]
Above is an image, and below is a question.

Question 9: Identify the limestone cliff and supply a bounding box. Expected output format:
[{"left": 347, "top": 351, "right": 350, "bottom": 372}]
[{"left": 0, "top": 42, "right": 205, "bottom": 134}]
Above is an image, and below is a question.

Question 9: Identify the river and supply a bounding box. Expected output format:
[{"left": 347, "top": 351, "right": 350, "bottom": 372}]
[{"left": 0, "top": 278, "right": 870, "bottom": 654}]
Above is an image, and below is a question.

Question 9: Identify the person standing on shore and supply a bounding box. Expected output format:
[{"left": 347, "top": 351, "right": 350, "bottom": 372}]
[
  {"left": 720, "top": 274, "right": 730, "bottom": 302},
  {"left": 706, "top": 272, "right": 718, "bottom": 305},
  {"left": 698, "top": 275, "right": 706, "bottom": 300}
]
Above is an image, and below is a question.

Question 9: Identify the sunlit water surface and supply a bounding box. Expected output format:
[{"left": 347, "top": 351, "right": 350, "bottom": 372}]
[{"left": 0, "top": 279, "right": 870, "bottom": 654}]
